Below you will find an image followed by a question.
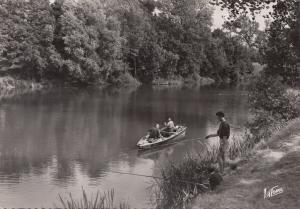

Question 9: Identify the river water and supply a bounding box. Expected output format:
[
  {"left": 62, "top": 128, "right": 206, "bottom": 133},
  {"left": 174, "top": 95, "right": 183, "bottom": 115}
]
[{"left": 0, "top": 86, "right": 249, "bottom": 208}]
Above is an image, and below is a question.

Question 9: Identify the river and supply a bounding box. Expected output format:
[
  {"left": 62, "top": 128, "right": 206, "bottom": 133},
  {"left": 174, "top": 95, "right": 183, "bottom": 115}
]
[{"left": 0, "top": 85, "right": 249, "bottom": 208}]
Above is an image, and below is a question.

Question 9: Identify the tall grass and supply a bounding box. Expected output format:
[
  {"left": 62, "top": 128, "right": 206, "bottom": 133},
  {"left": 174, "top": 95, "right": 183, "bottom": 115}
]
[
  {"left": 198, "top": 132, "right": 255, "bottom": 163},
  {"left": 151, "top": 156, "right": 214, "bottom": 209},
  {"left": 57, "top": 188, "right": 130, "bottom": 209},
  {"left": 228, "top": 133, "right": 255, "bottom": 160}
]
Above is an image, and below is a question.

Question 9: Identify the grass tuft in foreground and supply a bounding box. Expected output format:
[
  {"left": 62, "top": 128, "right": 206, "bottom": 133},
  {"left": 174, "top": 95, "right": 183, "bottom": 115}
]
[
  {"left": 57, "top": 188, "right": 130, "bottom": 209},
  {"left": 151, "top": 156, "right": 215, "bottom": 209}
]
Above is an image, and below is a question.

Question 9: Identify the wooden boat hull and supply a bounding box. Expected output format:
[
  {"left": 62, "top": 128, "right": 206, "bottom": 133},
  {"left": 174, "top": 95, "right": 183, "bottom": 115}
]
[{"left": 137, "top": 125, "right": 187, "bottom": 149}]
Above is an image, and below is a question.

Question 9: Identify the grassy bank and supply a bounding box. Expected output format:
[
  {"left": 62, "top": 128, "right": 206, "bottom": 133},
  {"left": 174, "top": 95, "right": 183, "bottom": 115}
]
[{"left": 191, "top": 118, "right": 300, "bottom": 209}]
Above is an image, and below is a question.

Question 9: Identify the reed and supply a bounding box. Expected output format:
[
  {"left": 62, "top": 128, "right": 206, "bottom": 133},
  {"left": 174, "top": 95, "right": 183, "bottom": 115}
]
[
  {"left": 151, "top": 156, "right": 214, "bottom": 209},
  {"left": 57, "top": 188, "right": 130, "bottom": 209},
  {"left": 202, "top": 133, "right": 255, "bottom": 162},
  {"left": 228, "top": 133, "right": 255, "bottom": 160}
]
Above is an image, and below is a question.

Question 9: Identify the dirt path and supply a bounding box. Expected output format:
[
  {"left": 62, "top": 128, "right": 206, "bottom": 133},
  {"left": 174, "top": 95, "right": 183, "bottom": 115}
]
[{"left": 192, "top": 118, "right": 300, "bottom": 209}]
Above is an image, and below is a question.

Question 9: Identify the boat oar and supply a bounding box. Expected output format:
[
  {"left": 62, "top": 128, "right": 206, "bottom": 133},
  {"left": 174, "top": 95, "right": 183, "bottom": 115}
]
[{"left": 160, "top": 130, "right": 177, "bottom": 134}]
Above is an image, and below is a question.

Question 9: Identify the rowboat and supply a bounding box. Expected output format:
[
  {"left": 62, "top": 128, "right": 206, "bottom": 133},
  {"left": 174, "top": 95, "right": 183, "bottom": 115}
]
[{"left": 137, "top": 125, "right": 187, "bottom": 149}]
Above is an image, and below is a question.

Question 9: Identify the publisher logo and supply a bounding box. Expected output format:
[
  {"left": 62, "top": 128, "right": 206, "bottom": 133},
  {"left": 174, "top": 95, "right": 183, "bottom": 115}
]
[{"left": 264, "top": 185, "right": 284, "bottom": 199}]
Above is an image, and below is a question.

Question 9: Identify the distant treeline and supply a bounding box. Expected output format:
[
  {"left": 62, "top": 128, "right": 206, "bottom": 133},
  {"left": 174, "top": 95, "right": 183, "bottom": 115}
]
[{"left": 0, "top": 0, "right": 261, "bottom": 86}]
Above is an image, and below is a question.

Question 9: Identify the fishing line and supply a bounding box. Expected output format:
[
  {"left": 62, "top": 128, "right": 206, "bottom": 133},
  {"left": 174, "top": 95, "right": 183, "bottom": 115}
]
[
  {"left": 100, "top": 137, "right": 210, "bottom": 185},
  {"left": 105, "top": 169, "right": 208, "bottom": 189}
]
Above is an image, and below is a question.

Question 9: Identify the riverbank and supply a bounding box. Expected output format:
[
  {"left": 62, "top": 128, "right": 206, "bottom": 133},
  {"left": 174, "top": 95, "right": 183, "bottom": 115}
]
[
  {"left": 191, "top": 118, "right": 300, "bottom": 209},
  {"left": 0, "top": 76, "right": 51, "bottom": 100},
  {"left": 152, "top": 75, "right": 215, "bottom": 87},
  {"left": 0, "top": 73, "right": 218, "bottom": 101},
  {"left": 0, "top": 73, "right": 142, "bottom": 100}
]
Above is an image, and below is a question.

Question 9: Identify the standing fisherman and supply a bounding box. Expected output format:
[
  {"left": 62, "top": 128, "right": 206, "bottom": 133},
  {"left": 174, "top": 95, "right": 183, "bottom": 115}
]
[{"left": 205, "top": 111, "right": 230, "bottom": 174}]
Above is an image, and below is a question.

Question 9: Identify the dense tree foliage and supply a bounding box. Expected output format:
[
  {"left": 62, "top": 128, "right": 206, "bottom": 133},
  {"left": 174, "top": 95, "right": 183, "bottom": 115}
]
[
  {"left": 121, "top": 0, "right": 215, "bottom": 83},
  {"left": 0, "top": 0, "right": 58, "bottom": 80},
  {"left": 264, "top": 4, "right": 300, "bottom": 86},
  {"left": 206, "top": 29, "right": 254, "bottom": 83},
  {"left": 51, "top": 0, "right": 125, "bottom": 84},
  {"left": 211, "top": 0, "right": 300, "bottom": 86},
  {"left": 0, "top": 0, "right": 258, "bottom": 85}
]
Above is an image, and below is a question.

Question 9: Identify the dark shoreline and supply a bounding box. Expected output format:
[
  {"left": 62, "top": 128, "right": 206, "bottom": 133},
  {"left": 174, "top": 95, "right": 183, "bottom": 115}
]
[{"left": 0, "top": 75, "right": 219, "bottom": 100}]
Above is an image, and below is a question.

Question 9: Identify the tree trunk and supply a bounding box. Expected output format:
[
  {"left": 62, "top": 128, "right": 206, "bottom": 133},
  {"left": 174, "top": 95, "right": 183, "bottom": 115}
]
[
  {"left": 296, "top": 0, "right": 300, "bottom": 57},
  {"left": 134, "top": 57, "right": 137, "bottom": 77}
]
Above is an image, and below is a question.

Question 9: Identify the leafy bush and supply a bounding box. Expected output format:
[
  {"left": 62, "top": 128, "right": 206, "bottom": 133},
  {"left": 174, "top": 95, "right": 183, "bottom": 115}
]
[
  {"left": 108, "top": 72, "right": 141, "bottom": 87},
  {"left": 248, "top": 74, "right": 300, "bottom": 142},
  {"left": 250, "top": 74, "right": 299, "bottom": 120}
]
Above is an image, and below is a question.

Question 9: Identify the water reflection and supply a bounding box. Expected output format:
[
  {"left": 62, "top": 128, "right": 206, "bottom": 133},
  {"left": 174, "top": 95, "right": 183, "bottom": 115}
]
[{"left": 0, "top": 86, "right": 249, "bottom": 208}]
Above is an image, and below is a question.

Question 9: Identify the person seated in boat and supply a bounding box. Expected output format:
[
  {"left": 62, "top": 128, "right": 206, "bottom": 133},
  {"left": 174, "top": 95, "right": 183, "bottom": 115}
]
[
  {"left": 148, "top": 124, "right": 162, "bottom": 141},
  {"left": 164, "top": 118, "right": 176, "bottom": 133}
]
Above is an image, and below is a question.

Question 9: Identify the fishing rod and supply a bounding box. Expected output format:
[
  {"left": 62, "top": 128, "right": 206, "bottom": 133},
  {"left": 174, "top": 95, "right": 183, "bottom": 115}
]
[{"left": 231, "top": 126, "right": 246, "bottom": 130}]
